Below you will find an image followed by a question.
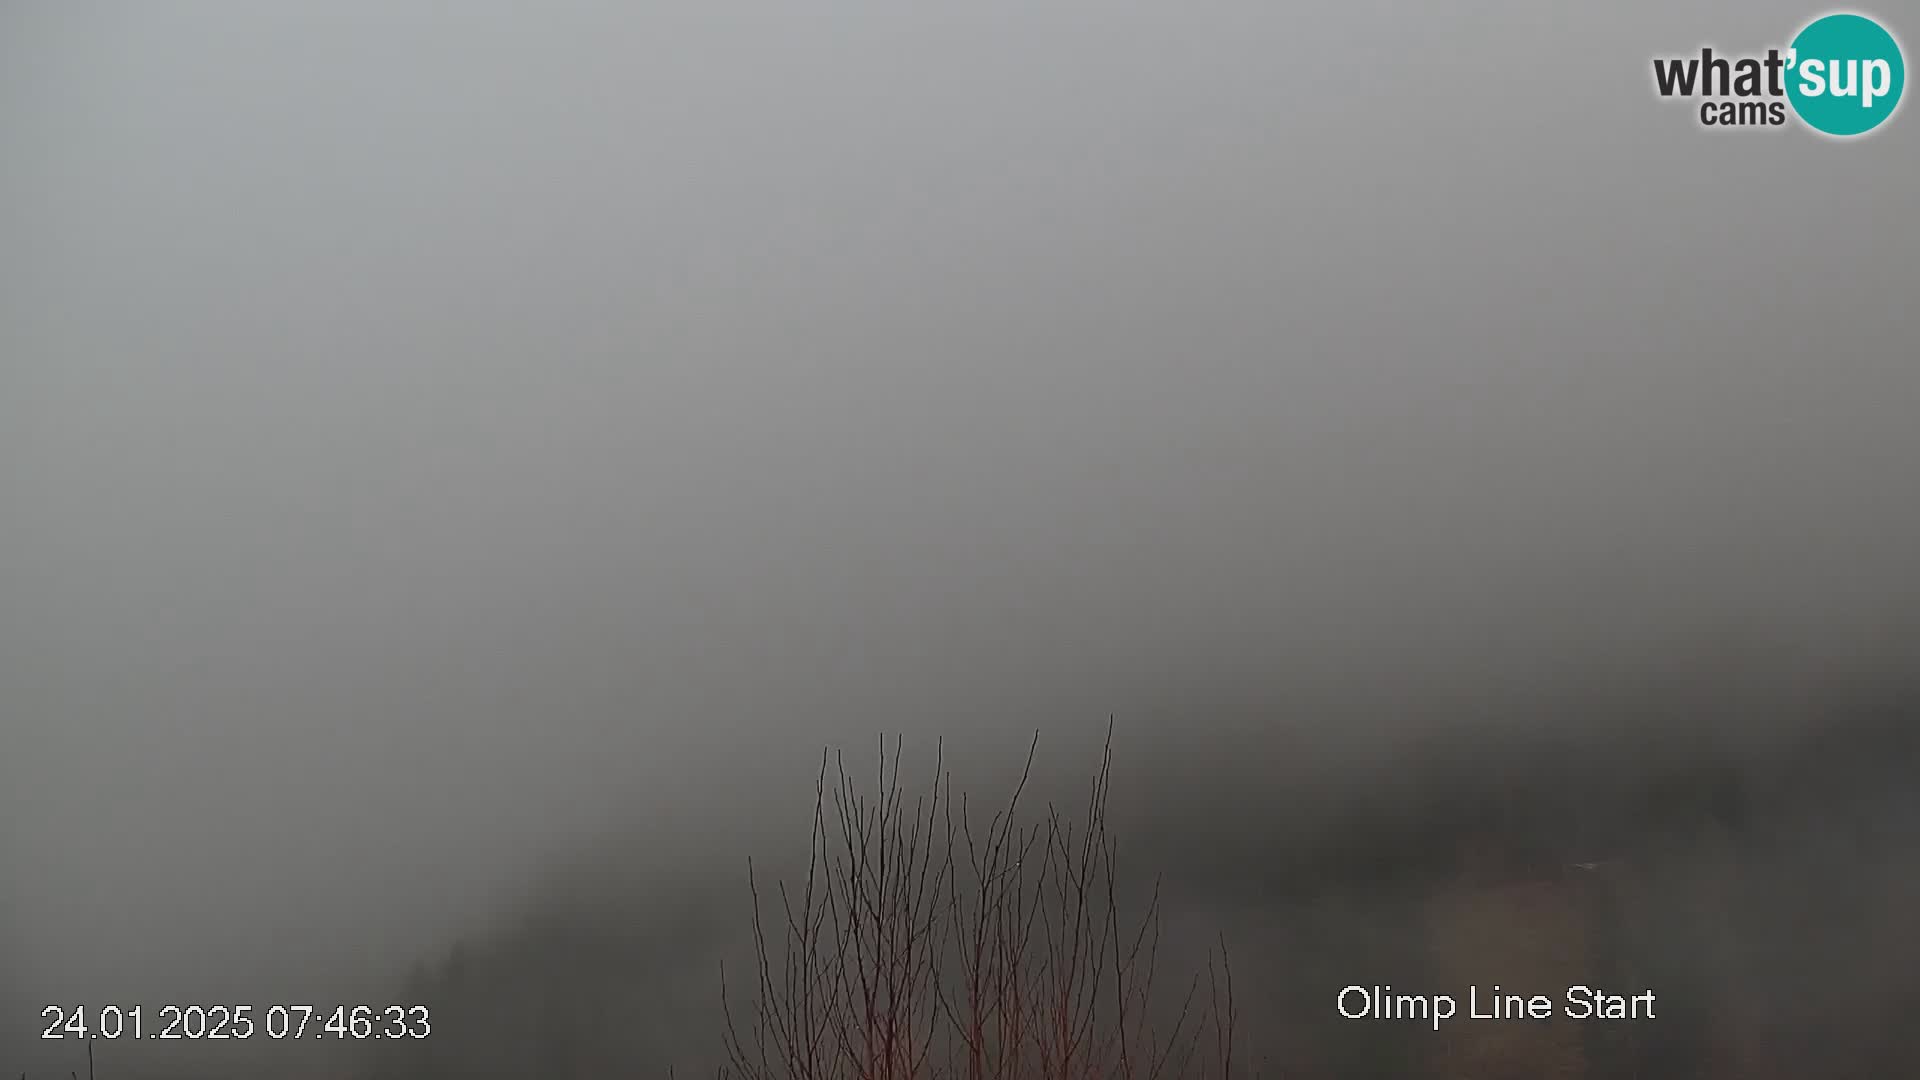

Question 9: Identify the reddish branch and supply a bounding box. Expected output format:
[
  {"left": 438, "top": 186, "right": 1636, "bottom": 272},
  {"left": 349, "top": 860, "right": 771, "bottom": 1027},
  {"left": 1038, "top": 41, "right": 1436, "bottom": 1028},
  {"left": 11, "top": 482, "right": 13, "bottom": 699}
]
[{"left": 722, "top": 726, "right": 1237, "bottom": 1080}]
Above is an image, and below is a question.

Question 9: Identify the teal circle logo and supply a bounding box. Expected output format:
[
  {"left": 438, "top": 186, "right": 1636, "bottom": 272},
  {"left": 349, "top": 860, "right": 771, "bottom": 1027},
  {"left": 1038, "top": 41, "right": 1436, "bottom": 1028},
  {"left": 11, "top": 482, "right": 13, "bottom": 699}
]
[{"left": 1786, "top": 13, "right": 1905, "bottom": 136}]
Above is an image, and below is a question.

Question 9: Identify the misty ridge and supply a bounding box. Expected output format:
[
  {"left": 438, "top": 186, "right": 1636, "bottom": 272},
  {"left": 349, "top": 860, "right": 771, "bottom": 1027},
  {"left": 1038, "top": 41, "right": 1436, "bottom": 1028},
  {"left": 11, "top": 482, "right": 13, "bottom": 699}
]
[
  {"left": 355, "top": 669, "right": 1920, "bottom": 1080},
  {"left": 4, "top": 3, "right": 1919, "bottom": 1080}
]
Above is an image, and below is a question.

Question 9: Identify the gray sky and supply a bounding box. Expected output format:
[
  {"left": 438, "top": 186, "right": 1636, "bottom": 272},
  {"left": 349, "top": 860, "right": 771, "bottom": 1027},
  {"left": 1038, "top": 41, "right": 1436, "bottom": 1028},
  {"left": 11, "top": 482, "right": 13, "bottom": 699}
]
[{"left": 3, "top": 1, "right": 1917, "bottom": 1072}]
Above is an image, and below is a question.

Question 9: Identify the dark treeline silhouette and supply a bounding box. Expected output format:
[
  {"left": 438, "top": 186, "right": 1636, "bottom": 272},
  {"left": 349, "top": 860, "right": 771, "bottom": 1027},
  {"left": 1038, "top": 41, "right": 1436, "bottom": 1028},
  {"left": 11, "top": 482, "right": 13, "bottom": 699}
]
[
  {"left": 349, "top": 674, "right": 1920, "bottom": 1080},
  {"left": 24, "top": 684, "right": 1913, "bottom": 1080}
]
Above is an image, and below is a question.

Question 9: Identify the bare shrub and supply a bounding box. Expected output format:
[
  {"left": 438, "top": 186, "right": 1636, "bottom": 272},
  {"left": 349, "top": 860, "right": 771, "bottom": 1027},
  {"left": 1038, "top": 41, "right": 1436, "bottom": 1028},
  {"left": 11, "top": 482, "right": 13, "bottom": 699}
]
[{"left": 721, "top": 727, "right": 1237, "bottom": 1080}]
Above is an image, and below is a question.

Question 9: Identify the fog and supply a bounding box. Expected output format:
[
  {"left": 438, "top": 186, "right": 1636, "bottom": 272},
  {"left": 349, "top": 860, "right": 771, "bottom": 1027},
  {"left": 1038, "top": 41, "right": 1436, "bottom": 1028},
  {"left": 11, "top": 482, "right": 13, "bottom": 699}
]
[{"left": 4, "top": 3, "right": 1917, "bottom": 1077}]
